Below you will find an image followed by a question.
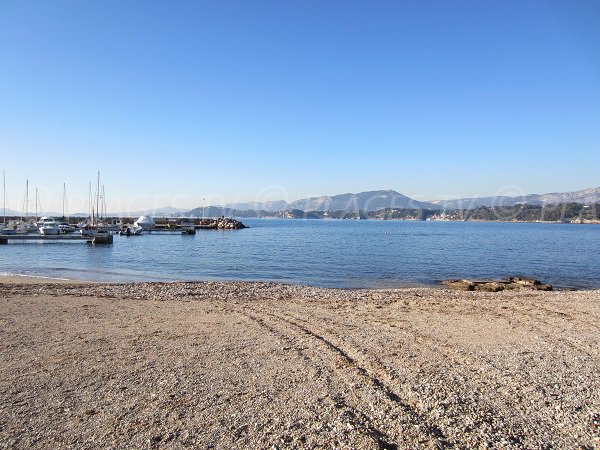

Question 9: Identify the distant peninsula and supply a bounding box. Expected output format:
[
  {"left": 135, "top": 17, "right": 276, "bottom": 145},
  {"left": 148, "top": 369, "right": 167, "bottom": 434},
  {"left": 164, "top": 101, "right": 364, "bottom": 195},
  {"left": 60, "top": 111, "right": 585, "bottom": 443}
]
[{"left": 188, "top": 203, "right": 600, "bottom": 224}]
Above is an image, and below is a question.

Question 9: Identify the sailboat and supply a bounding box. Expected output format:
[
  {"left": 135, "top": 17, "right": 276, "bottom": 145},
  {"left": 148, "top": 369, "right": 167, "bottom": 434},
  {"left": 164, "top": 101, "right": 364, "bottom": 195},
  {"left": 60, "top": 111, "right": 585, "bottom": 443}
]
[
  {"left": 23, "top": 180, "right": 39, "bottom": 233},
  {"left": 79, "top": 172, "right": 113, "bottom": 243},
  {"left": 58, "top": 183, "right": 76, "bottom": 233},
  {"left": 0, "top": 170, "right": 11, "bottom": 234}
]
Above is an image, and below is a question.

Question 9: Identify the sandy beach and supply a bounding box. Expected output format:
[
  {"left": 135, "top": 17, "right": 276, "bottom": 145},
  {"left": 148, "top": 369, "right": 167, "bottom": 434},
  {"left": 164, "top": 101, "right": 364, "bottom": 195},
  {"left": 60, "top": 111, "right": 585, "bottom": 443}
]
[{"left": 1, "top": 277, "right": 599, "bottom": 449}]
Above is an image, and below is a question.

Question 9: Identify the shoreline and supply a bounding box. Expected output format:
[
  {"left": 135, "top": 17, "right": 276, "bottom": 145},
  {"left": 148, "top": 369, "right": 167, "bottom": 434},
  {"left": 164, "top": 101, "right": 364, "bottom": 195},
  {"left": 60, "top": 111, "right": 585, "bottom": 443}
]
[
  {"left": 0, "top": 274, "right": 91, "bottom": 284},
  {"left": 0, "top": 272, "right": 435, "bottom": 291},
  {"left": 2, "top": 273, "right": 595, "bottom": 293}
]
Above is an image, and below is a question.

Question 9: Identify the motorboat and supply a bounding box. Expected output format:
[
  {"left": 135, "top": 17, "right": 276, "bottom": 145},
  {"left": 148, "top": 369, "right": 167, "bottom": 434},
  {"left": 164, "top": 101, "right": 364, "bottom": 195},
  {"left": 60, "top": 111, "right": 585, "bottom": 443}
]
[
  {"left": 24, "top": 221, "right": 39, "bottom": 233},
  {"left": 134, "top": 215, "right": 155, "bottom": 230},
  {"left": 39, "top": 220, "right": 61, "bottom": 235},
  {"left": 79, "top": 225, "right": 96, "bottom": 236},
  {"left": 59, "top": 222, "right": 77, "bottom": 234},
  {"left": 97, "top": 218, "right": 123, "bottom": 232},
  {"left": 37, "top": 216, "right": 56, "bottom": 226},
  {"left": 119, "top": 225, "right": 144, "bottom": 236}
]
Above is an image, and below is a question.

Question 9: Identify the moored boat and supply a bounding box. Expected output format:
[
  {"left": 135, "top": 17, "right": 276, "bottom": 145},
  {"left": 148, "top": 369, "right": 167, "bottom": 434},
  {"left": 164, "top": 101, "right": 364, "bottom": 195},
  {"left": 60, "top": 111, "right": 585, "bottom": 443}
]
[
  {"left": 134, "top": 215, "right": 155, "bottom": 230},
  {"left": 39, "top": 219, "right": 61, "bottom": 235},
  {"left": 180, "top": 220, "right": 196, "bottom": 234},
  {"left": 119, "top": 225, "right": 144, "bottom": 236}
]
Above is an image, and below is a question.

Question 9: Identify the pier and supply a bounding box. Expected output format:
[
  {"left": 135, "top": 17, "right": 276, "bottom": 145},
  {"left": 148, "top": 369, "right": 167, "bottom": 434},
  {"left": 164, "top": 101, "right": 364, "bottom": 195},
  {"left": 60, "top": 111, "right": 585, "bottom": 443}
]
[{"left": 0, "top": 234, "right": 92, "bottom": 244}]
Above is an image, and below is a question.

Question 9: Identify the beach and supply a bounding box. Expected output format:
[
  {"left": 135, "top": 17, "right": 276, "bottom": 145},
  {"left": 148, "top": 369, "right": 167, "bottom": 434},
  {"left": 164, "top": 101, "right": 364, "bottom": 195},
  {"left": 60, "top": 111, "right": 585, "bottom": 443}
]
[{"left": 1, "top": 277, "right": 599, "bottom": 449}]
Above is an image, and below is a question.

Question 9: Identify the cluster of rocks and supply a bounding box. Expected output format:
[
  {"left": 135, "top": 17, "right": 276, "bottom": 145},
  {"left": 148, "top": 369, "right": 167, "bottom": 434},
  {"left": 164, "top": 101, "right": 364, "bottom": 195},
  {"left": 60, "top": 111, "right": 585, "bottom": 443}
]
[
  {"left": 198, "top": 217, "right": 247, "bottom": 230},
  {"left": 215, "top": 217, "right": 247, "bottom": 229},
  {"left": 442, "top": 276, "right": 553, "bottom": 292}
]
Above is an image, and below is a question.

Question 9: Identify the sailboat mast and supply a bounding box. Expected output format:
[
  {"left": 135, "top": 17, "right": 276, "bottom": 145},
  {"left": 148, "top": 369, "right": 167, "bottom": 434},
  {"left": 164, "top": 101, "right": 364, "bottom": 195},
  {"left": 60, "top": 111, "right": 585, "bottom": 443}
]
[
  {"left": 25, "top": 180, "right": 29, "bottom": 220},
  {"left": 88, "top": 182, "right": 92, "bottom": 224},
  {"left": 62, "top": 183, "right": 66, "bottom": 219},
  {"left": 96, "top": 171, "right": 100, "bottom": 225},
  {"left": 2, "top": 170, "right": 5, "bottom": 225},
  {"left": 35, "top": 187, "right": 38, "bottom": 221},
  {"left": 64, "top": 184, "right": 68, "bottom": 219},
  {"left": 102, "top": 185, "right": 106, "bottom": 219}
]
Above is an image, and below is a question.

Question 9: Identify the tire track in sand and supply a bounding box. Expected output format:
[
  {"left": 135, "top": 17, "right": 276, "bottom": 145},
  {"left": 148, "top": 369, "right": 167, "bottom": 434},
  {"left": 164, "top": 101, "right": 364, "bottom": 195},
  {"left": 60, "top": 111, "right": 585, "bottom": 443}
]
[
  {"left": 275, "top": 298, "right": 598, "bottom": 448},
  {"left": 270, "top": 303, "right": 541, "bottom": 447},
  {"left": 238, "top": 303, "right": 453, "bottom": 449},
  {"left": 239, "top": 309, "right": 401, "bottom": 450}
]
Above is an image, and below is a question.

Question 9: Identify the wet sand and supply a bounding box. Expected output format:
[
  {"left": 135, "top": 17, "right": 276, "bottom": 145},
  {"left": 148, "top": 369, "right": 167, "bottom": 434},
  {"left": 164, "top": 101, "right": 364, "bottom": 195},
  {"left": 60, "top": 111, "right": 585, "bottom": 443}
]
[{"left": 1, "top": 277, "right": 599, "bottom": 448}]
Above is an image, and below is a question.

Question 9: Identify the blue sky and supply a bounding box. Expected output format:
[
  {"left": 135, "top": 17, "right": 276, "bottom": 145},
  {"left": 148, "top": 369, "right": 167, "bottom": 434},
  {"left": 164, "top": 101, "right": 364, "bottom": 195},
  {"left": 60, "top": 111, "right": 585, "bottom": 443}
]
[{"left": 1, "top": 0, "right": 599, "bottom": 213}]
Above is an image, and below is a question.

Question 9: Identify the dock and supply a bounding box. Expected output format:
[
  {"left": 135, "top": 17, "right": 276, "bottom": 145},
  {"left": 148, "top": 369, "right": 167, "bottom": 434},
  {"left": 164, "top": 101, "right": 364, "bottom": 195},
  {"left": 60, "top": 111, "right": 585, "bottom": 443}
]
[
  {"left": 0, "top": 234, "right": 92, "bottom": 244},
  {"left": 143, "top": 229, "right": 195, "bottom": 235}
]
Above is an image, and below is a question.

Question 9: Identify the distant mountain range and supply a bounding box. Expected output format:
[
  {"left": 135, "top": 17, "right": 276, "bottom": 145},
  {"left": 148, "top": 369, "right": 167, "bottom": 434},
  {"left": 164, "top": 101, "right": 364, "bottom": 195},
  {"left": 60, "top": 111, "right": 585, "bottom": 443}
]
[
  {"left": 2, "top": 188, "right": 599, "bottom": 218},
  {"left": 214, "top": 187, "right": 600, "bottom": 213},
  {"left": 223, "top": 190, "right": 436, "bottom": 212},
  {"left": 430, "top": 187, "right": 600, "bottom": 210}
]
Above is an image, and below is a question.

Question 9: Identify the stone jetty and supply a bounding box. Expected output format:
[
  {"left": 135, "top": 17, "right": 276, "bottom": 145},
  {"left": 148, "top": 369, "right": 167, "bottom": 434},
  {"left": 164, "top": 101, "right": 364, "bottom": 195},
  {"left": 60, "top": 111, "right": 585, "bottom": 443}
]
[{"left": 197, "top": 217, "right": 248, "bottom": 230}]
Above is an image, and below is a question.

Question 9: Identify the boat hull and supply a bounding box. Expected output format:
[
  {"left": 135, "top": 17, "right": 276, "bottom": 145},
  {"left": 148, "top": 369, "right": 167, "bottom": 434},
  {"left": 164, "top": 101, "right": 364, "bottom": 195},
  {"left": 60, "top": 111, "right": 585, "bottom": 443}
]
[{"left": 40, "top": 227, "right": 60, "bottom": 235}]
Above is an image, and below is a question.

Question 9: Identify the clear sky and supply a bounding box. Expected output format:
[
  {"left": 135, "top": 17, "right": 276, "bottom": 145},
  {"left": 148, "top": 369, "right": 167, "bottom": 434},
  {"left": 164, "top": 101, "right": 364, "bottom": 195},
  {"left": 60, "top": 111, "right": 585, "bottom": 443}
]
[{"left": 1, "top": 0, "right": 599, "bottom": 213}]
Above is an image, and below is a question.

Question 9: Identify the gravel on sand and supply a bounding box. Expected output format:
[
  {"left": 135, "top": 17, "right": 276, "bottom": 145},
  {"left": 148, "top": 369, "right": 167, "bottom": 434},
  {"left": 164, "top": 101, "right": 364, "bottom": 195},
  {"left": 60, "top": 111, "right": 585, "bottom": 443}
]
[{"left": 1, "top": 277, "right": 599, "bottom": 449}]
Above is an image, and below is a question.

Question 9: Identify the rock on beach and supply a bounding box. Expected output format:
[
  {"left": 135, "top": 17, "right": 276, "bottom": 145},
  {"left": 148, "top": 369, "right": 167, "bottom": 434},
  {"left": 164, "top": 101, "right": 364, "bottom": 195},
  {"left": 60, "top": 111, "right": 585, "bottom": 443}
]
[{"left": 442, "top": 276, "right": 553, "bottom": 292}]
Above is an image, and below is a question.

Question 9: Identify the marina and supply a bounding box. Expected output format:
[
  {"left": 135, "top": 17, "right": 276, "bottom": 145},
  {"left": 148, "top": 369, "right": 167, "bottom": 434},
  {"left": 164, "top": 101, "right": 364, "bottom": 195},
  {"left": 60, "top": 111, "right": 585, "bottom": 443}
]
[
  {"left": 1, "top": 221, "right": 244, "bottom": 242},
  {"left": 0, "top": 215, "right": 248, "bottom": 245},
  {"left": 1, "top": 171, "right": 247, "bottom": 245}
]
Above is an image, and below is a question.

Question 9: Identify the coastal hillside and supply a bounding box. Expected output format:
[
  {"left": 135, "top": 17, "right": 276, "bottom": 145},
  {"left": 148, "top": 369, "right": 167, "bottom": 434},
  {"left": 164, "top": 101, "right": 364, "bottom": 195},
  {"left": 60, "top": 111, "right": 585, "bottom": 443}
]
[
  {"left": 207, "top": 190, "right": 438, "bottom": 213},
  {"left": 289, "top": 190, "right": 437, "bottom": 211},
  {"left": 431, "top": 187, "right": 600, "bottom": 210},
  {"left": 194, "top": 187, "right": 600, "bottom": 214}
]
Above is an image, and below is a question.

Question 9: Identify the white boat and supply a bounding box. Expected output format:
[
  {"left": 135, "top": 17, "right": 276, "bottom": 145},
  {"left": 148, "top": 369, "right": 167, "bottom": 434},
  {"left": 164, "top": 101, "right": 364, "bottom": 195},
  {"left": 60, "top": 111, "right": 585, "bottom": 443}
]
[
  {"left": 97, "top": 218, "right": 123, "bottom": 232},
  {"left": 39, "top": 220, "right": 61, "bottom": 235},
  {"left": 134, "top": 215, "right": 155, "bottom": 230},
  {"left": 38, "top": 216, "right": 55, "bottom": 226},
  {"left": 78, "top": 224, "right": 101, "bottom": 236},
  {"left": 59, "top": 222, "right": 77, "bottom": 234},
  {"left": 119, "top": 225, "right": 144, "bottom": 236},
  {"left": 24, "top": 221, "right": 39, "bottom": 233}
]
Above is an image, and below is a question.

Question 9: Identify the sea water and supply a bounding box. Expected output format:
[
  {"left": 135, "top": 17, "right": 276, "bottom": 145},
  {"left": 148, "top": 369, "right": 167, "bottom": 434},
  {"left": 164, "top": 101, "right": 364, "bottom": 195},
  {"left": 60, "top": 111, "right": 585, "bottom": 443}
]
[{"left": 1, "top": 219, "right": 599, "bottom": 289}]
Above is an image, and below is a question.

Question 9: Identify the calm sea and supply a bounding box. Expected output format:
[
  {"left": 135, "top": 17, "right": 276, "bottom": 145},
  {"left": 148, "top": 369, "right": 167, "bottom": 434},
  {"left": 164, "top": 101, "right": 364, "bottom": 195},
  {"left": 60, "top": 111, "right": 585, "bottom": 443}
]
[{"left": 1, "top": 219, "right": 599, "bottom": 289}]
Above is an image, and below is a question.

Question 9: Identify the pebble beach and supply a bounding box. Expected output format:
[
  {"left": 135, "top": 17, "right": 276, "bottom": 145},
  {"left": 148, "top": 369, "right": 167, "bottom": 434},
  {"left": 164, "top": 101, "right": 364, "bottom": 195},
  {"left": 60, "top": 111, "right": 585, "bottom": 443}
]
[{"left": 1, "top": 276, "right": 599, "bottom": 449}]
